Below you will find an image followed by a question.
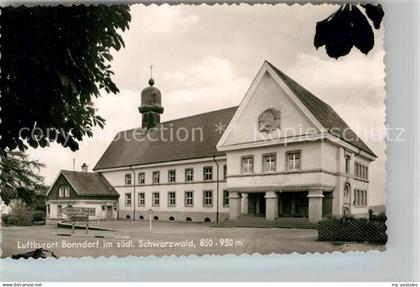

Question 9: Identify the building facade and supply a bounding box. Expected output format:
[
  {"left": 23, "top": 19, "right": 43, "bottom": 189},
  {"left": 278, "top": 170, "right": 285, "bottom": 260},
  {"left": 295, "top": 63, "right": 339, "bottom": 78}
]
[{"left": 47, "top": 61, "right": 376, "bottom": 224}]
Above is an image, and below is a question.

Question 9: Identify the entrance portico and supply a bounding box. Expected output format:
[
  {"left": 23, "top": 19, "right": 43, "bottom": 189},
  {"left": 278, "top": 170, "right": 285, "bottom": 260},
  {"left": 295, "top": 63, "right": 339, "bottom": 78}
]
[{"left": 228, "top": 188, "right": 332, "bottom": 223}]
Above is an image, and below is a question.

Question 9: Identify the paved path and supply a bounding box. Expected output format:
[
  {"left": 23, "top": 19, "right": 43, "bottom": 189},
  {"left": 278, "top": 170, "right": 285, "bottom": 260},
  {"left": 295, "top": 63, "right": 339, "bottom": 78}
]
[{"left": 1, "top": 221, "right": 385, "bottom": 258}]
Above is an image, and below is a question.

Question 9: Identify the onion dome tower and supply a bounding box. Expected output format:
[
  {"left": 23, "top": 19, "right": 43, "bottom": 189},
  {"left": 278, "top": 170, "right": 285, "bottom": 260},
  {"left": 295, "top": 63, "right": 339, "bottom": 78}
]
[{"left": 138, "top": 72, "right": 164, "bottom": 130}]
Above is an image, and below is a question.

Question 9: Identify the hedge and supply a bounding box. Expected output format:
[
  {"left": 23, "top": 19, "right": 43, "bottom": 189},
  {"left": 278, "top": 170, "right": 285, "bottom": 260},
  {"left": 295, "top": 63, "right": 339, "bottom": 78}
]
[{"left": 318, "top": 217, "right": 387, "bottom": 243}]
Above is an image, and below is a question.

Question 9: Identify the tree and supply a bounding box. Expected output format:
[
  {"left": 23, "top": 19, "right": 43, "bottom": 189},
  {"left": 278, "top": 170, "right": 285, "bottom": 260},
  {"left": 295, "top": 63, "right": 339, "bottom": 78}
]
[
  {"left": 0, "top": 5, "right": 131, "bottom": 152},
  {"left": 314, "top": 3, "right": 384, "bottom": 59},
  {"left": 0, "top": 151, "right": 45, "bottom": 205}
]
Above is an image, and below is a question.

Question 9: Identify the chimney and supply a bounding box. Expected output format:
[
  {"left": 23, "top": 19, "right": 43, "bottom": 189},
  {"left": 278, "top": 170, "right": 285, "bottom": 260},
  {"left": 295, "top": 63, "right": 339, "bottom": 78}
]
[{"left": 81, "top": 163, "right": 88, "bottom": 173}]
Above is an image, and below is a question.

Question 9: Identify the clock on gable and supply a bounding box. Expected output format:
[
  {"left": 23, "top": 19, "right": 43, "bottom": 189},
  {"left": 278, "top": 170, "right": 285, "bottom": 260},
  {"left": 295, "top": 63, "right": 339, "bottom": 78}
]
[{"left": 258, "top": 108, "right": 281, "bottom": 133}]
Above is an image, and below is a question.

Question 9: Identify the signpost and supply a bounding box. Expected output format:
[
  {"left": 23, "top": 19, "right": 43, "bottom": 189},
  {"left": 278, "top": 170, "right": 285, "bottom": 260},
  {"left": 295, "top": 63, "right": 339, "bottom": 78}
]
[
  {"left": 148, "top": 209, "right": 153, "bottom": 231},
  {"left": 62, "top": 207, "right": 90, "bottom": 234}
]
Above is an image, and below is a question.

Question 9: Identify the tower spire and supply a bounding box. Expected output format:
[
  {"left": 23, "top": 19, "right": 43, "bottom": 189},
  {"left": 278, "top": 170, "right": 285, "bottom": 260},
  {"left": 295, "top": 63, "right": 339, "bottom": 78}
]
[{"left": 139, "top": 66, "right": 164, "bottom": 130}]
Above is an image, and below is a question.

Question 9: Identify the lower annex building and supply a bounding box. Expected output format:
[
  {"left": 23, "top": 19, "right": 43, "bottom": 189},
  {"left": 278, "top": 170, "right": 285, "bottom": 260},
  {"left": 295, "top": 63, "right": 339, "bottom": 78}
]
[{"left": 46, "top": 61, "right": 376, "bottom": 223}]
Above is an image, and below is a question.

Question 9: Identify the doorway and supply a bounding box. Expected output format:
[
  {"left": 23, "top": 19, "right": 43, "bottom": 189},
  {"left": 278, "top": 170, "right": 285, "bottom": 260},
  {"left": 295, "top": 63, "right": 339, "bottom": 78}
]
[
  {"left": 279, "top": 192, "right": 308, "bottom": 218},
  {"left": 247, "top": 193, "right": 266, "bottom": 216}
]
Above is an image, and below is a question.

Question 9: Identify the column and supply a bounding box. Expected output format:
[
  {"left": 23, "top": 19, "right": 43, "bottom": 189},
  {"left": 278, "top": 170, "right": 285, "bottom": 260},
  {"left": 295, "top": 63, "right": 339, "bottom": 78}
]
[
  {"left": 265, "top": 191, "right": 278, "bottom": 221},
  {"left": 308, "top": 189, "right": 324, "bottom": 223},
  {"left": 278, "top": 192, "right": 283, "bottom": 217},
  {"left": 241, "top": 193, "right": 248, "bottom": 214},
  {"left": 229, "top": 192, "right": 241, "bottom": 220}
]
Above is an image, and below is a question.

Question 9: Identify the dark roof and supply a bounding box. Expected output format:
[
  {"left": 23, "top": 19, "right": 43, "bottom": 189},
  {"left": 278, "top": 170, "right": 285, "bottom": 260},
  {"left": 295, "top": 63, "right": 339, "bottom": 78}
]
[
  {"left": 61, "top": 170, "right": 119, "bottom": 197},
  {"left": 94, "top": 62, "right": 375, "bottom": 171},
  {"left": 93, "top": 107, "right": 238, "bottom": 170},
  {"left": 266, "top": 61, "right": 376, "bottom": 157}
]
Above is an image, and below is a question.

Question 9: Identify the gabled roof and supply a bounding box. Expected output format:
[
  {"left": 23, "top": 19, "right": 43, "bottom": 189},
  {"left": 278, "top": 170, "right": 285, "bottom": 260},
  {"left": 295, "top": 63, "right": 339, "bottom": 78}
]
[
  {"left": 60, "top": 170, "right": 119, "bottom": 197},
  {"left": 93, "top": 106, "right": 238, "bottom": 170},
  {"left": 94, "top": 61, "right": 375, "bottom": 171},
  {"left": 266, "top": 61, "right": 376, "bottom": 157}
]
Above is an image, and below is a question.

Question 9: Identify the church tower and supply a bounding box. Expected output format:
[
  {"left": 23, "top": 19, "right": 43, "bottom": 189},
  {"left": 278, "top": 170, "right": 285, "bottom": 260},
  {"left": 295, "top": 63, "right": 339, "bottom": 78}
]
[{"left": 138, "top": 76, "right": 164, "bottom": 130}]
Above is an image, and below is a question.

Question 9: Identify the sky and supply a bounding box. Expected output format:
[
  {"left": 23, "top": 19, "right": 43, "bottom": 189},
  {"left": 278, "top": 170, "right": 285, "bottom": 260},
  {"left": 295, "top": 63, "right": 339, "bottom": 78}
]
[{"left": 28, "top": 4, "right": 386, "bottom": 205}]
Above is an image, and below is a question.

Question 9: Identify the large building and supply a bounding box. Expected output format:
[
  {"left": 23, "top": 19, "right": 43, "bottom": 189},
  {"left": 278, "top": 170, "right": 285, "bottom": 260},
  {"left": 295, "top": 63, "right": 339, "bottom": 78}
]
[{"left": 46, "top": 61, "right": 376, "bottom": 223}]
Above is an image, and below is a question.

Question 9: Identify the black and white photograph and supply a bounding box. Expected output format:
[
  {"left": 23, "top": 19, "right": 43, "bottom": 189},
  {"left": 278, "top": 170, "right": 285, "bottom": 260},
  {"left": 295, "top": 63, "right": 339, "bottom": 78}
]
[{"left": 1, "top": 3, "right": 388, "bottom": 259}]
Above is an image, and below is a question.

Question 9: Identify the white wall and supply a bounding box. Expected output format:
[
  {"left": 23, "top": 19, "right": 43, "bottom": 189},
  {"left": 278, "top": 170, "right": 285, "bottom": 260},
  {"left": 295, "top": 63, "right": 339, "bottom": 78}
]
[
  {"left": 222, "top": 72, "right": 318, "bottom": 147},
  {"left": 47, "top": 200, "right": 118, "bottom": 220},
  {"left": 101, "top": 158, "right": 229, "bottom": 216}
]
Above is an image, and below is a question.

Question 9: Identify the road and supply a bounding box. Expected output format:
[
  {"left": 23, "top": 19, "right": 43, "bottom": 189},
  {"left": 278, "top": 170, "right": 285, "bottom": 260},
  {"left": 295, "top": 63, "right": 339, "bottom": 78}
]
[{"left": 1, "top": 221, "right": 385, "bottom": 258}]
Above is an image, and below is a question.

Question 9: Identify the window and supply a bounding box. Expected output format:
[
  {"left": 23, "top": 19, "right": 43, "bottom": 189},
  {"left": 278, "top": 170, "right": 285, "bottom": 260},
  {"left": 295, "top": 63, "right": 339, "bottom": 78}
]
[
  {"left": 185, "top": 168, "right": 194, "bottom": 182},
  {"left": 138, "top": 192, "right": 145, "bottom": 207},
  {"left": 203, "top": 190, "right": 213, "bottom": 207},
  {"left": 355, "top": 161, "right": 368, "bottom": 180},
  {"left": 88, "top": 208, "right": 96, "bottom": 216},
  {"left": 138, "top": 172, "right": 145, "bottom": 184},
  {"left": 223, "top": 190, "right": 229, "bottom": 207},
  {"left": 263, "top": 154, "right": 276, "bottom": 172},
  {"left": 168, "top": 170, "right": 176, "bottom": 183},
  {"left": 125, "top": 173, "right": 132, "bottom": 185},
  {"left": 286, "top": 150, "right": 301, "bottom": 171},
  {"left": 58, "top": 185, "right": 70, "bottom": 198},
  {"left": 152, "top": 192, "right": 160, "bottom": 206},
  {"left": 223, "top": 165, "right": 227, "bottom": 180},
  {"left": 345, "top": 154, "right": 351, "bottom": 174},
  {"left": 57, "top": 205, "right": 62, "bottom": 217},
  {"left": 353, "top": 189, "right": 368, "bottom": 207},
  {"left": 125, "top": 193, "right": 132, "bottom": 207},
  {"left": 241, "top": 156, "right": 254, "bottom": 174},
  {"left": 153, "top": 171, "right": 160, "bottom": 184},
  {"left": 203, "top": 166, "right": 213, "bottom": 181},
  {"left": 168, "top": 192, "right": 176, "bottom": 207},
  {"left": 185, "top": 191, "right": 193, "bottom": 207}
]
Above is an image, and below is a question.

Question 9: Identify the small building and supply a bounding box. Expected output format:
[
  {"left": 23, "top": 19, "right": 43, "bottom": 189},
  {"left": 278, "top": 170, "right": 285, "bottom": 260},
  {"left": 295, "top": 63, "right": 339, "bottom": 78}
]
[{"left": 46, "top": 169, "right": 119, "bottom": 220}]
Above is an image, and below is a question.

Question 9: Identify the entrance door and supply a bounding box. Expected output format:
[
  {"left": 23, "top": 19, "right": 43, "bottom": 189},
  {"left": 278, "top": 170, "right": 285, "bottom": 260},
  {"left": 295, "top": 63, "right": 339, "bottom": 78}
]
[
  {"left": 247, "top": 193, "right": 265, "bottom": 216},
  {"left": 106, "top": 206, "right": 113, "bottom": 219},
  {"left": 280, "top": 192, "right": 308, "bottom": 218}
]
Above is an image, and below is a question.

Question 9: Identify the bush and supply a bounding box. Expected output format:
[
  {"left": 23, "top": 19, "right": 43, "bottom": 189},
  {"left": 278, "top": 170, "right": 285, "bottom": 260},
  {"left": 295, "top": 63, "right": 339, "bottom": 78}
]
[
  {"left": 1, "top": 201, "right": 33, "bottom": 226},
  {"left": 369, "top": 209, "right": 387, "bottom": 224},
  {"left": 32, "top": 210, "right": 45, "bottom": 222}
]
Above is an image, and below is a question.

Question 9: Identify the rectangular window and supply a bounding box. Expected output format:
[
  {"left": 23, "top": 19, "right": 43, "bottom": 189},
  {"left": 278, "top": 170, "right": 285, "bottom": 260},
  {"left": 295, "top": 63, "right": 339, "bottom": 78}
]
[
  {"left": 223, "top": 190, "right": 229, "bottom": 207},
  {"left": 64, "top": 187, "right": 70, "bottom": 197},
  {"left": 57, "top": 205, "right": 62, "bottom": 217},
  {"left": 153, "top": 171, "right": 160, "bottom": 184},
  {"left": 345, "top": 154, "right": 351, "bottom": 174},
  {"left": 223, "top": 165, "right": 227, "bottom": 180},
  {"left": 355, "top": 162, "right": 368, "bottom": 180},
  {"left": 168, "top": 192, "right": 176, "bottom": 207},
  {"left": 125, "top": 193, "right": 132, "bottom": 207},
  {"left": 286, "top": 151, "right": 301, "bottom": 171},
  {"left": 152, "top": 192, "right": 160, "bottom": 206},
  {"left": 59, "top": 188, "right": 64, "bottom": 197},
  {"left": 185, "top": 191, "right": 193, "bottom": 207},
  {"left": 168, "top": 170, "right": 176, "bottom": 183},
  {"left": 263, "top": 153, "right": 276, "bottom": 172},
  {"left": 203, "top": 190, "right": 213, "bottom": 207},
  {"left": 88, "top": 208, "right": 96, "bottom": 216},
  {"left": 185, "top": 168, "right": 194, "bottom": 182},
  {"left": 138, "top": 172, "right": 145, "bottom": 184},
  {"left": 125, "top": 173, "right": 132, "bottom": 185},
  {"left": 138, "top": 192, "right": 145, "bottom": 207},
  {"left": 241, "top": 156, "right": 254, "bottom": 174},
  {"left": 203, "top": 166, "right": 213, "bottom": 181}
]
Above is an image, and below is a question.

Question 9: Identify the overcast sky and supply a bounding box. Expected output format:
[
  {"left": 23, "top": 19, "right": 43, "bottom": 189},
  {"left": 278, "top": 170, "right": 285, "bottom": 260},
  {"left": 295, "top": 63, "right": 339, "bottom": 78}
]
[{"left": 28, "top": 4, "right": 386, "bottom": 205}]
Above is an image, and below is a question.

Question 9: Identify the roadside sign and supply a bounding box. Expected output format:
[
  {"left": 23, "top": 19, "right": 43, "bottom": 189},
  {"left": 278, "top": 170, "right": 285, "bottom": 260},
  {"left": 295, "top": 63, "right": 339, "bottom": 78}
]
[{"left": 62, "top": 207, "right": 90, "bottom": 216}]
